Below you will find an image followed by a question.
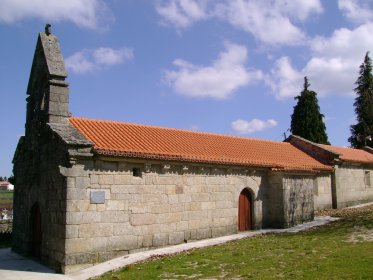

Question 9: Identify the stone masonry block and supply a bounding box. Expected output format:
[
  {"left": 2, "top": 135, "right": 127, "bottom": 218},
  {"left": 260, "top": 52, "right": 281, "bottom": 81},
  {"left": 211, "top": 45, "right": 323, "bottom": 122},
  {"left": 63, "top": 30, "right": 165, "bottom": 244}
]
[
  {"left": 113, "top": 223, "right": 138, "bottom": 236},
  {"left": 197, "top": 228, "right": 211, "bottom": 240},
  {"left": 79, "top": 223, "right": 113, "bottom": 238},
  {"left": 152, "top": 223, "right": 176, "bottom": 234},
  {"left": 206, "top": 177, "right": 225, "bottom": 185},
  {"left": 184, "top": 210, "right": 208, "bottom": 220},
  {"left": 66, "top": 225, "right": 79, "bottom": 239},
  {"left": 156, "top": 212, "right": 183, "bottom": 224},
  {"left": 143, "top": 194, "right": 162, "bottom": 203},
  {"left": 106, "top": 200, "right": 128, "bottom": 211},
  {"left": 169, "top": 232, "right": 185, "bottom": 245},
  {"left": 211, "top": 192, "right": 232, "bottom": 201},
  {"left": 65, "top": 237, "right": 106, "bottom": 254},
  {"left": 98, "top": 175, "right": 114, "bottom": 185},
  {"left": 101, "top": 211, "right": 129, "bottom": 223},
  {"left": 176, "top": 221, "right": 189, "bottom": 231},
  {"left": 111, "top": 185, "right": 138, "bottom": 194},
  {"left": 67, "top": 177, "right": 75, "bottom": 188},
  {"left": 168, "top": 194, "right": 179, "bottom": 204},
  {"left": 66, "top": 212, "right": 83, "bottom": 225},
  {"left": 129, "top": 204, "right": 148, "bottom": 214},
  {"left": 169, "top": 203, "right": 184, "bottom": 213},
  {"left": 188, "top": 219, "right": 209, "bottom": 230},
  {"left": 66, "top": 200, "right": 89, "bottom": 212},
  {"left": 106, "top": 235, "right": 138, "bottom": 251},
  {"left": 185, "top": 185, "right": 202, "bottom": 194},
  {"left": 67, "top": 188, "right": 87, "bottom": 200},
  {"left": 153, "top": 176, "right": 177, "bottom": 185},
  {"left": 189, "top": 202, "right": 201, "bottom": 211},
  {"left": 75, "top": 253, "right": 97, "bottom": 265},
  {"left": 90, "top": 175, "right": 98, "bottom": 184},
  {"left": 141, "top": 235, "right": 153, "bottom": 247},
  {"left": 113, "top": 175, "right": 128, "bottom": 185},
  {"left": 201, "top": 201, "right": 216, "bottom": 210},
  {"left": 179, "top": 194, "right": 192, "bottom": 203},
  {"left": 153, "top": 233, "right": 169, "bottom": 247},
  {"left": 81, "top": 212, "right": 101, "bottom": 223},
  {"left": 215, "top": 201, "right": 232, "bottom": 209},
  {"left": 191, "top": 193, "right": 210, "bottom": 202},
  {"left": 76, "top": 177, "right": 90, "bottom": 189},
  {"left": 130, "top": 213, "right": 155, "bottom": 226},
  {"left": 150, "top": 204, "right": 170, "bottom": 214},
  {"left": 211, "top": 208, "right": 236, "bottom": 218}
]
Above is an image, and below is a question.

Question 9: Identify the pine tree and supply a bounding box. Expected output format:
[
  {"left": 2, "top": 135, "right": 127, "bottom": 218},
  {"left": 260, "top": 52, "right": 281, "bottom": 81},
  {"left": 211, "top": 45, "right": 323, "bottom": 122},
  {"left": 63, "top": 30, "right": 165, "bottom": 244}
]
[
  {"left": 348, "top": 52, "right": 373, "bottom": 148},
  {"left": 290, "top": 77, "right": 329, "bottom": 144}
]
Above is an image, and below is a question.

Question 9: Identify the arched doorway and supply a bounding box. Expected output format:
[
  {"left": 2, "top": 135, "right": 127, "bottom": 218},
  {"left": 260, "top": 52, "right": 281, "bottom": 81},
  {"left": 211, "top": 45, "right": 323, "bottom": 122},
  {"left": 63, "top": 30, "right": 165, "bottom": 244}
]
[
  {"left": 238, "top": 189, "right": 252, "bottom": 231},
  {"left": 30, "top": 203, "right": 42, "bottom": 258}
]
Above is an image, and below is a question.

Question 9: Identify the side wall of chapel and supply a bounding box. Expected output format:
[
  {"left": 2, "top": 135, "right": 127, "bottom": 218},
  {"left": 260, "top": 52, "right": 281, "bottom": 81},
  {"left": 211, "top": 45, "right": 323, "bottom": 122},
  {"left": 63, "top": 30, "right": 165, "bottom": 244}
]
[{"left": 62, "top": 158, "right": 316, "bottom": 273}]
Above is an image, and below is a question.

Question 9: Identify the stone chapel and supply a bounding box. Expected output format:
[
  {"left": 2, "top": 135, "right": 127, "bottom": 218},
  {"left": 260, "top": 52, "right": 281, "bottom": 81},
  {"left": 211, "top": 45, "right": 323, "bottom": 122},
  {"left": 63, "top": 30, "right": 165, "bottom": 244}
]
[{"left": 12, "top": 28, "right": 373, "bottom": 273}]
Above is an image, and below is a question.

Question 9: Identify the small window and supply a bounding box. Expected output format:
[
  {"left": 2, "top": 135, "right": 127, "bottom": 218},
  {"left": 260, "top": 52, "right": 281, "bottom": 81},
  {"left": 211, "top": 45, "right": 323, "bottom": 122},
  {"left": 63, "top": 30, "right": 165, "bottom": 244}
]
[
  {"left": 364, "top": 171, "right": 371, "bottom": 186},
  {"left": 133, "top": 168, "right": 142, "bottom": 178}
]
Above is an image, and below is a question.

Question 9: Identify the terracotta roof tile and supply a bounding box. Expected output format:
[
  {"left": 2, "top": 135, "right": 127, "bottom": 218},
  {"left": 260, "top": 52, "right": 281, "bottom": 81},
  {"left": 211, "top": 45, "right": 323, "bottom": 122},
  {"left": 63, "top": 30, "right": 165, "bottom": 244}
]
[
  {"left": 69, "top": 117, "right": 332, "bottom": 172},
  {"left": 320, "top": 144, "right": 373, "bottom": 164}
]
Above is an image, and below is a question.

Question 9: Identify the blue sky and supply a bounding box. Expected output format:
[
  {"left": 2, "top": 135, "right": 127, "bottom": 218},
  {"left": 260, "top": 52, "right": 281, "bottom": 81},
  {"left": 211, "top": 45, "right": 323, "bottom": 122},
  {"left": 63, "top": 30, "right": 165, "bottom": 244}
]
[{"left": 1, "top": 0, "right": 373, "bottom": 177}]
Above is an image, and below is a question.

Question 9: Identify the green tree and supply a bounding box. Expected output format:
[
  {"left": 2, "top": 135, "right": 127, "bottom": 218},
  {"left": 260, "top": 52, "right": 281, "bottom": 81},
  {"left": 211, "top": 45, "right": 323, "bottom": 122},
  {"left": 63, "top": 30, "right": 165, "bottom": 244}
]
[
  {"left": 290, "top": 77, "right": 329, "bottom": 144},
  {"left": 349, "top": 52, "right": 373, "bottom": 148}
]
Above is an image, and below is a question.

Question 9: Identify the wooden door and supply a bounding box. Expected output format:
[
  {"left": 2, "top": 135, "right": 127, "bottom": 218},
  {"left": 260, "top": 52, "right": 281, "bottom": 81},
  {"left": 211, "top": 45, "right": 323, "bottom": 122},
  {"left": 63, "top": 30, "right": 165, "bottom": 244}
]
[
  {"left": 31, "top": 203, "right": 42, "bottom": 258},
  {"left": 238, "top": 189, "right": 252, "bottom": 231}
]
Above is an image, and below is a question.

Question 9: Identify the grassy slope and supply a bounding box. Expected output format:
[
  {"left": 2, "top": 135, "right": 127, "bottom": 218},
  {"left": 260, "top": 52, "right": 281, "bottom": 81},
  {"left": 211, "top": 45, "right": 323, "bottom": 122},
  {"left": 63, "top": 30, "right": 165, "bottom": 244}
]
[{"left": 95, "top": 205, "right": 373, "bottom": 280}]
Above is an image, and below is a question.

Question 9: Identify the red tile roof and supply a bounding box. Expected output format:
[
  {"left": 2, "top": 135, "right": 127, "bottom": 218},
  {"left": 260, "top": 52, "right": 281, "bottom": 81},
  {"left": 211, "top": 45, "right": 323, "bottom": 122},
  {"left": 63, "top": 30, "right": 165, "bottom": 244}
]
[
  {"left": 320, "top": 144, "right": 373, "bottom": 164},
  {"left": 69, "top": 117, "right": 332, "bottom": 172}
]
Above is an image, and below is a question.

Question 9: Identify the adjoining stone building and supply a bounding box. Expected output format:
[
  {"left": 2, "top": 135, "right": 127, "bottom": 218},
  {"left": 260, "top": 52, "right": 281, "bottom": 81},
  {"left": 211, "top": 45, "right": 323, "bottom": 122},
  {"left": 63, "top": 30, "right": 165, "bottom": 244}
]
[
  {"left": 288, "top": 135, "right": 373, "bottom": 210},
  {"left": 12, "top": 28, "right": 372, "bottom": 273}
]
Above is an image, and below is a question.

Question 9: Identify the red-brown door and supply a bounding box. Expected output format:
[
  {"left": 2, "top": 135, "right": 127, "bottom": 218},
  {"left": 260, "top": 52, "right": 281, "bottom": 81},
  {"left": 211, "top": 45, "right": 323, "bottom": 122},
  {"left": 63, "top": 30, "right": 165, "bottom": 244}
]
[
  {"left": 31, "top": 203, "right": 42, "bottom": 258},
  {"left": 238, "top": 189, "right": 252, "bottom": 231}
]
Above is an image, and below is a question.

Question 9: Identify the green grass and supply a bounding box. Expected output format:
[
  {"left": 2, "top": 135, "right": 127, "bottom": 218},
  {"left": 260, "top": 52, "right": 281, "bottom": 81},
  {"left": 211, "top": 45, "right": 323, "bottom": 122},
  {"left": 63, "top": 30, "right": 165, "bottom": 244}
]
[
  {"left": 0, "top": 191, "right": 13, "bottom": 209},
  {"left": 95, "top": 205, "right": 373, "bottom": 280},
  {"left": 0, "top": 191, "right": 14, "bottom": 197}
]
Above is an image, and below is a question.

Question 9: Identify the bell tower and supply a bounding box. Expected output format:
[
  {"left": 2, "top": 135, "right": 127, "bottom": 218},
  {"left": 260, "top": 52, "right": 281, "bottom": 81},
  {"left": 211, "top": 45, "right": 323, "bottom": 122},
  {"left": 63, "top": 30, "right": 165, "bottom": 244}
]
[{"left": 25, "top": 24, "right": 70, "bottom": 137}]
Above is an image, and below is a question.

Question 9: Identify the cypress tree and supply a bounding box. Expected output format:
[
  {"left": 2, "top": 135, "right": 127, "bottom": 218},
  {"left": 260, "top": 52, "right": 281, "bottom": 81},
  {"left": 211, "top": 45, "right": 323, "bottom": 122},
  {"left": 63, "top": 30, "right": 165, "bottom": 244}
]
[
  {"left": 290, "top": 77, "right": 329, "bottom": 144},
  {"left": 348, "top": 52, "right": 373, "bottom": 148}
]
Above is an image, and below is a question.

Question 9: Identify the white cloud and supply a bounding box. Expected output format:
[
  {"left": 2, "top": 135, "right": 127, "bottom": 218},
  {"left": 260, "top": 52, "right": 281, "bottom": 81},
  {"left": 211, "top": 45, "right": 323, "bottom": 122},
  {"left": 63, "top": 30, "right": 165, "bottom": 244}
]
[
  {"left": 338, "top": 0, "right": 373, "bottom": 24},
  {"left": 65, "top": 52, "right": 97, "bottom": 74},
  {"left": 156, "top": 0, "right": 323, "bottom": 45},
  {"left": 267, "top": 23, "right": 373, "bottom": 99},
  {"left": 93, "top": 48, "right": 134, "bottom": 66},
  {"left": 156, "top": 0, "right": 208, "bottom": 29},
  {"left": 66, "top": 47, "right": 133, "bottom": 74},
  {"left": 277, "top": 0, "right": 323, "bottom": 21},
  {"left": 267, "top": 57, "right": 304, "bottom": 99},
  {"left": 215, "top": 0, "right": 309, "bottom": 46},
  {"left": 0, "top": 0, "right": 113, "bottom": 30},
  {"left": 164, "top": 43, "right": 262, "bottom": 99},
  {"left": 232, "top": 118, "right": 278, "bottom": 135}
]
